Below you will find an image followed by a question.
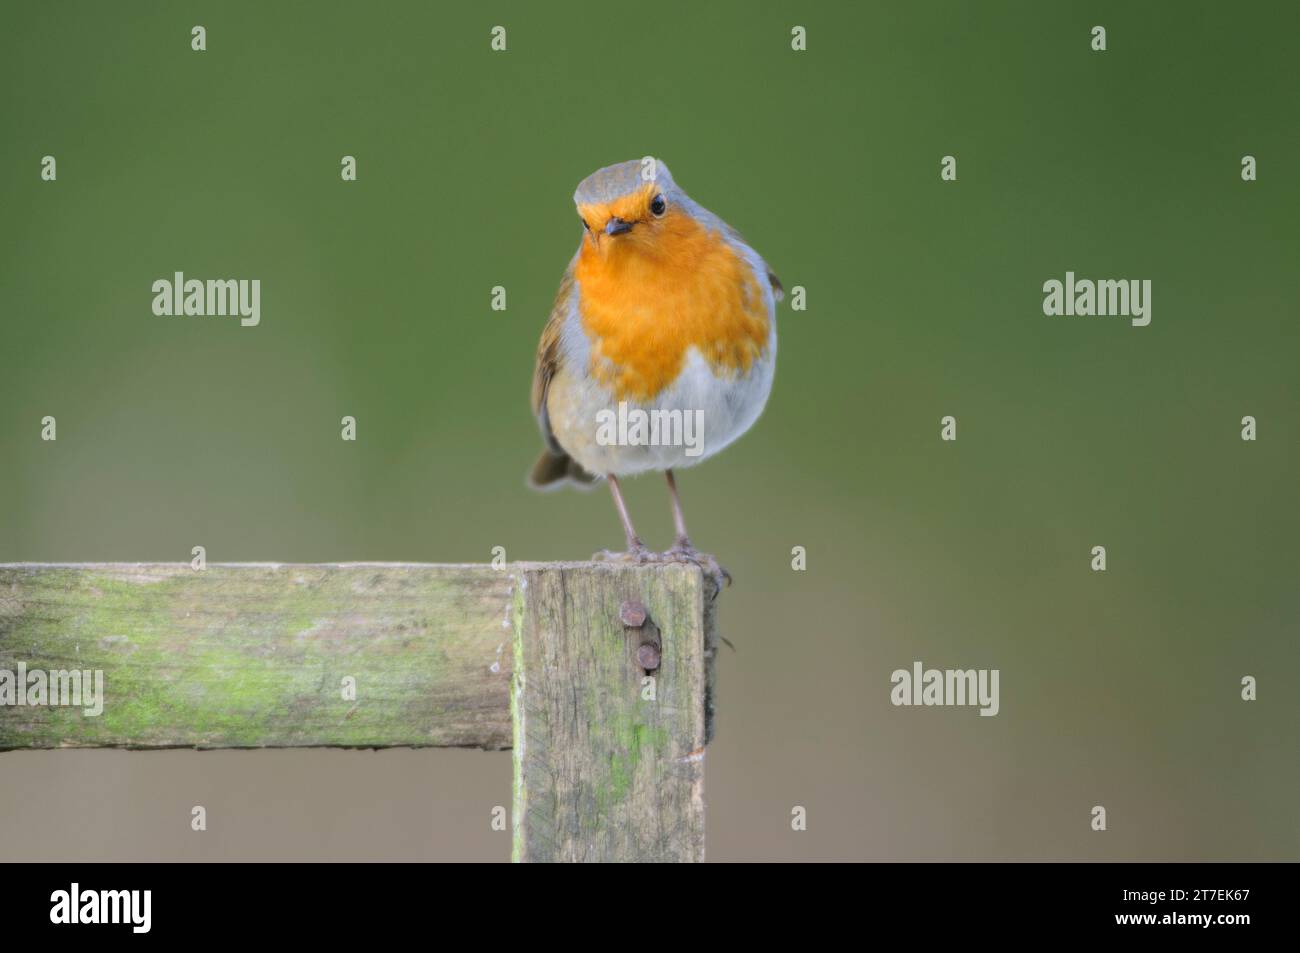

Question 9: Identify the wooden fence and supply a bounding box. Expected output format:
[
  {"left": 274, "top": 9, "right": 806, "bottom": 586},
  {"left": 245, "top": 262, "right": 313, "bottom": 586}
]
[{"left": 0, "top": 561, "right": 718, "bottom": 862}]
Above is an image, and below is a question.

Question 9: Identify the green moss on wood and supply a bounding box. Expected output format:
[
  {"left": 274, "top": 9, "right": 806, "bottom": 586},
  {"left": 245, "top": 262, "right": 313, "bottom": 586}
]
[{"left": 0, "top": 564, "right": 515, "bottom": 749}]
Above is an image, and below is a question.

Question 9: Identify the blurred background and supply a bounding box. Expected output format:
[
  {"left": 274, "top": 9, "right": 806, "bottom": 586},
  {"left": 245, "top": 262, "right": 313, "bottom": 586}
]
[{"left": 1, "top": 1, "right": 1296, "bottom": 861}]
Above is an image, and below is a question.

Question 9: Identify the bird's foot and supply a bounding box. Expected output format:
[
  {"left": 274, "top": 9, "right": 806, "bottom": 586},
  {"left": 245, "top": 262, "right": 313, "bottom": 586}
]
[
  {"left": 663, "top": 537, "right": 731, "bottom": 594},
  {"left": 592, "top": 538, "right": 659, "bottom": 565}
]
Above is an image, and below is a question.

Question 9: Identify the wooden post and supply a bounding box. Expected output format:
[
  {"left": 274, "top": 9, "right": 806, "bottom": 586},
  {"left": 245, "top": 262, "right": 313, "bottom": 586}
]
[
  {"left": 0, "top": 561, "right": 715, "bottom": 862},
  {"left": 511, "top": 562, "right": 712, "bottom": 863}
]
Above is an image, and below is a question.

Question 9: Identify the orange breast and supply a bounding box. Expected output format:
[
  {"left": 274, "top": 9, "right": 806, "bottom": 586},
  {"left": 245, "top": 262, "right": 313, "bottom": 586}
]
[{"left": 574, "top": 211, "right": 769, "bottom": 402}]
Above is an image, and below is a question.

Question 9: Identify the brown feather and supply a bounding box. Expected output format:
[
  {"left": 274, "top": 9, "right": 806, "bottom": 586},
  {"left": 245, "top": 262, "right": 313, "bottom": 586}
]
[
  {"left": 768, "top": 271, "right": 784, "bottom": 301},
  {"left": 528, "top": 448, "right": 598, "bottom": 489},
  {"left": 528, "top": 265, "right": 597, "bottom": 488},
  {"left": 531, "top": 267, "right": 573, "bottom": 444}
]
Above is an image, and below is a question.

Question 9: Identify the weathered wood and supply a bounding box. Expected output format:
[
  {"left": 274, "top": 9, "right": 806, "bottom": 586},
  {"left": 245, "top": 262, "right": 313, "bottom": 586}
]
[
  {"left": 0, "top": 563, "right": 517, "bottom": 750},
  {"left": 1, "top": 560, "right": 717, "bottom": 862},
  {"left": 511, "top": 562, "right": 712, "bottom": 863}
]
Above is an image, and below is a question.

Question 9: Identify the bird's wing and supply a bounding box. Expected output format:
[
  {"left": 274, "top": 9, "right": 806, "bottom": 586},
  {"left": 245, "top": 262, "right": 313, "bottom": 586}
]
[
  {"left": 767, "top": 270, "right": 784, "bottom": 301},
  {"left": 721, "top": 220, "right": 783, "bottom": 302},
  {"left": 531, "top": 265, "right": 575, "bottom": 453}
]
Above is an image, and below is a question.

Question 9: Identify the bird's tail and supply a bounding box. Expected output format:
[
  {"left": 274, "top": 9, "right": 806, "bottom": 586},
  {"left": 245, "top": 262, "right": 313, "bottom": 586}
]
[{"left": 528, "top": 449, "right": 600, "bottom": 491}]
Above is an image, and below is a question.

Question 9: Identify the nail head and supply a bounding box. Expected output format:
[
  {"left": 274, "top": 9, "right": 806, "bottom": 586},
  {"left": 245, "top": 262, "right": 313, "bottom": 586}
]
[
  {"left": 620, "top": 600, "right": 647, "bottom": 627},
  {"left": 636, "top": 642, "right": 660, "bottom": 671}
]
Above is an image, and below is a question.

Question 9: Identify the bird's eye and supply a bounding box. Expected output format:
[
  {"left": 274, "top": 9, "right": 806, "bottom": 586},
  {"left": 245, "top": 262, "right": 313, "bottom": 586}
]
[{"left": 650, "top": 195, "right": 667, "bottom": 217}]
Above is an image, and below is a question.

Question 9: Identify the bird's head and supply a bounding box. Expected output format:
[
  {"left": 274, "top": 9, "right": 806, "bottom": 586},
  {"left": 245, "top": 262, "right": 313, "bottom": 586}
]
[{"left": 573, "top": 158, "right": 682, "bottom": 255}]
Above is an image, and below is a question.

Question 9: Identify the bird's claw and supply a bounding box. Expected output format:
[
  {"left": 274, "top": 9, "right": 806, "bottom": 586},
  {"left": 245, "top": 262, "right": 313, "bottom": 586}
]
[
  {"left": 663, "top": 541, "right": 731, "bottom": 595},
  {"left": 593, "top": 540, "right": 730, "bottom": 596},
  {"left": 592, "top": 542, "right": 658, "bottom": 565}
]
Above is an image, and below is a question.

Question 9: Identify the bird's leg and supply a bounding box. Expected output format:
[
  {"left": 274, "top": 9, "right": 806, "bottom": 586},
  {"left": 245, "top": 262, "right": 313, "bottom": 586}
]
[
  {"left": 664, "top": 470, "right": 731, "bottom": 590},
  {"left": 665, "top": 469, "right": 693, "bottom": 553},
  {"left": 595, "top": 474, "right": 653, "bottom": 561}
]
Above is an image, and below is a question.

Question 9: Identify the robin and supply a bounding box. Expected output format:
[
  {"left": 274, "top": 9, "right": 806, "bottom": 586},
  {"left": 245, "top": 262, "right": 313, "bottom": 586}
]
[{"left": 529, "top": 158, "right": 780, "bottom": 579}]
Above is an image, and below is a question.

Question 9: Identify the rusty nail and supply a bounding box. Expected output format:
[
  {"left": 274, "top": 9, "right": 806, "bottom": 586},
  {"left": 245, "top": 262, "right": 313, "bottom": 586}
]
[
  {"left": 636, "top": 642, "right": 661, "bottom": 671},
  {"left": 620, "top": 599, "right": 647, "bottom": 627}
]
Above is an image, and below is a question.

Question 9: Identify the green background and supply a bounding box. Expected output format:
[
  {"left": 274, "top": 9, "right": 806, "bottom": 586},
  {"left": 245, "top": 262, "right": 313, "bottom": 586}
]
[{"left": 1, "top": 1, "right": 1296, "bottom": 860}]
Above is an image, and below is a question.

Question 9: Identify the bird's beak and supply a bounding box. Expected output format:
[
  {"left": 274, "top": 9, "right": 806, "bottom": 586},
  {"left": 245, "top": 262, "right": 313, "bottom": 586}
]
[{"left": 605, "top": 217, "right": 634, "bottom": 236}]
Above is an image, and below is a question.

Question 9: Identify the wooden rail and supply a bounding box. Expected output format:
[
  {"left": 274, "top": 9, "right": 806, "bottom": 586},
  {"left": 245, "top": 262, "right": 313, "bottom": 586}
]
[{"left": 0, "top": 561, "right": 717, "bottom": 862}]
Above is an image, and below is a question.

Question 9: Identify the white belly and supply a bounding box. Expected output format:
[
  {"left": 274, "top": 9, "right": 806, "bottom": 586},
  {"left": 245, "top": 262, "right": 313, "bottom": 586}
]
[{"left": 549, "top": 331, "right": 776, "bottom": 478}]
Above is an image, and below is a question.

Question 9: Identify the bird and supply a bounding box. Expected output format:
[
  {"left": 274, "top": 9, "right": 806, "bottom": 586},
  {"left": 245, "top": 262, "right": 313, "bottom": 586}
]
[{"left": 529, "top": 157, "right": 780, "bottom": 582}]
